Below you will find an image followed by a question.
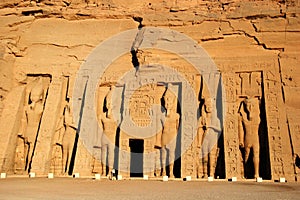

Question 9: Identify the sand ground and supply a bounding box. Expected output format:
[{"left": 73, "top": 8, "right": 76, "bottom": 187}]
[{"left": 0, "top": 177, "right": 299, "bottom": 200}]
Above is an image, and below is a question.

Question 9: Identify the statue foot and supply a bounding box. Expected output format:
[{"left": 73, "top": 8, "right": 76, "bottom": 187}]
[{"left": 155, "top": 170, "right": 161, "bottom": 177}]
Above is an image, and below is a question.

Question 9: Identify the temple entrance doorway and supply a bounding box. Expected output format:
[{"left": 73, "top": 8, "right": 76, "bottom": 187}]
[{"left": 129, "top": 139, "right": 144, "bottom": 177}]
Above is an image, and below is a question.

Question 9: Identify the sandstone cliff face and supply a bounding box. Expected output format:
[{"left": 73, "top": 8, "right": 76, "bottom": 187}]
[
  {"left": 0, "top": 0, "right": 298, "bottom": 108},
  {"left": 0, "top": 0, "right": 299, "bottom": 181}
]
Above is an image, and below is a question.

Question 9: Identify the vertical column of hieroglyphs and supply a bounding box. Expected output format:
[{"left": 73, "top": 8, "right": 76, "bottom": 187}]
[
  {"left": 181, "top": 80, "right": 197, "bottom": 178},
  {"left": 263, "top": 65, "right": 294, "bottom": 180},
  {"left": 264, "top": 69, "right": 284, "bottom": 179},
  {"left": 141, "top": 80, "right": 158, "bottom": 177},
  {"left": 118, "top": 82, "right": 132, "bottom": 177},
  {"left": 223, "top": 73, "right": 240, "bottom": 178}
]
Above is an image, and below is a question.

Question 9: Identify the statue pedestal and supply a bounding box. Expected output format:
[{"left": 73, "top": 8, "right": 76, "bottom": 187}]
[
  {"left": 163, "top": 176, "right": 168, "bottom": 181},
  {"left": 256, "top": 177, "right": 263, "bottom": 182}
]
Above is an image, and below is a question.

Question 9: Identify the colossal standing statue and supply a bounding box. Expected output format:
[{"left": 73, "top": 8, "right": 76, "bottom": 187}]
[
  {"left": 52, "top": 99, "right": 77, "bottom": 175},
  {"left": 197, "top": 98, "right": 220, "bottom": 178},
  {"left": 18, "top": 78, "right": 45, "bottom": 172},
  {"left": 62, "top": 100, "right": 77, "bottom": 175},
  {"left": 160, "top": 87, "right": 180, "bottom": 178},
  {"left": 239, "top": 97, "right": 261, "bottom": 178},
  {"left": 100, "top": 86, "right": 117, "bottom": 179}
]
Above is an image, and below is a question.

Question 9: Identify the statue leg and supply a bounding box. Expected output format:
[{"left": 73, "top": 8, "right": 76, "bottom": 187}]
[
  {"left": 62, "top": 145, "right": 67, "bottom": 174},
  {"left": 244, "top": 146, "right": 251, "bottom": 163},
  {"left": 202, "top": 144, "right": 208, "bottom": 178},
  {"left": 253, "top": 145, "right": 260, "bottom": 178},
  {"left": 62, "top": 145, "right": 72, "bottom": 175},
  {"left": 59, "top": 145, "right": 64, "bottom": 175},
  {"left": 23, "top": 141, "right": 29, "bottom": 171},
  {"left": 244, "top": 146, "right": 251, "bottom": 178},
  {"left": 169, "top": 146, "right": 175, "bottom": 178},
  {"left": 27, "top": 142, "right": 34, "bottom": 172},
  {"left": 196, "top": 148, "right": 201, "bottom": 178},
  {"left": 161, "top": 148, "right": 167, "bottom": 176},
  {"left": 107, "top": 143, "right": 114, "bottom": 179},
  {"left": 66, "top": 142, "right": 74, "bottom": 174},
  {"left": 209, "top": 144, "right": 217, "bottom": 177},
  {"left": 101, "top": 145, "right": 107, "bottom": 176},
  {"left": 239, "top": 147, "right": 245, "bottom": 179},
  {"left": 154, "top": 149, "right": 161, "bottom": 177}
]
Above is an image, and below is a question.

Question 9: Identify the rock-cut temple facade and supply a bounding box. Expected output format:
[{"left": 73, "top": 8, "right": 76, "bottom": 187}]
[{"left": 0, "top": 0, "right": 299, "bottom": 182}]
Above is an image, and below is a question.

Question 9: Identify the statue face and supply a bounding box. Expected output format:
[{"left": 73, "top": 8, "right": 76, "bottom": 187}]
[
  {"left": 245, "top": 99, "right": 254, "bottom": 112},
  {"left": 165, "top": 96, "right": 174, "bottom": 111},
  {"left": 205, "top": 99, "right": 213, "bottom": 113},
  {"left": 106, "top": 98, "right": 112, "bottom": 112},
  {"left": 244, "top": 98, "right": 258, "bottom": 120},
  {"left": 30, "top": 92, "right": 42, "bottom": 103},
  {"left": 30, "top": 79, "right": 44, "bottom": 103},
  {"left": 106, "top": 87, "right": 114, "bottom": 113}
]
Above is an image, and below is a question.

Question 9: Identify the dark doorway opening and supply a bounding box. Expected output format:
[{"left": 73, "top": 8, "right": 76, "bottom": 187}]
[{"left": 129, "top": 139, "right": 144, "bottom": 177}]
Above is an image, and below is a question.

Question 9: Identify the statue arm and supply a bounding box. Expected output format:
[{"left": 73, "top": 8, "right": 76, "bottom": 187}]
[
  {"left": 176, "top": 114, "right": 180, "bottom": 130},
  {"left": 198, "top": 115, "right": 207, "bottom": 129},
  {"left": 65, "top": 109, "right": 77, "bottom": 129},
  {"left": 56, "top": 116, "right": 65, "bottom": 144},
  {"left": 100, "top": 115, "right": 105, "bottom": 131},
  {"left": 55, "top": 116, "right": 64, "bottom": 131},
  {"left": 197, "top": 117, "right": 205, "bottom": 147},
  {"left": 197, "top": 126, "right": 205, "bottom": 148},
  {"left": 18, "top": 109, "right": 26, "bottom": 134},
  {"left": 18, "top": 108, "right": 29, "bottom": 143},
  {"left": 154, "top": 117, "right": 164, "bottom": 149},
  {"left": 238, "top": 114, "right": 244, "bottom": 148}
]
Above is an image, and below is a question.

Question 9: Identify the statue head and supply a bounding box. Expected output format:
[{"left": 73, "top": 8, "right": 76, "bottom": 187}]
[
  {"left": 243, "top": 97, "right": 259, "bottom": 120},
  {"left": 105, "top": 86, "right": 114, "bottom": 117},
  {"left": 65, "top": 98, "right": 73, "bottom": 113},
  {"left": 163, "top": 87, "right": 177, "bottom": 114},
  {"left": 244, "top": 98, "right": 255, "bottom": 113},
  {"left": 30, "top": 78, "right": 44, "bottom": 103},
  {"left": 204, "top": 98, "right": 213, "bottom": 113}
]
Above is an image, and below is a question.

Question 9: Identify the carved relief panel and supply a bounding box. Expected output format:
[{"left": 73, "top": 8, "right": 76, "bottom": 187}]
[
  {"left": 223, "top": 72, "right": 240, "bottom": 178},
  {"left": 263, "top": 69, "right": 294, "bottom": 181},
  {"left": 223, "top": 71, "right": 271, "bottom": 179}
]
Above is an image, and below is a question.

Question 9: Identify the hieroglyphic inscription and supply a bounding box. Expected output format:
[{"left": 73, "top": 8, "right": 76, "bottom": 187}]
[
  {"left": 223, "top": 73, "right": 240, "bottom": 178},
  {"left": 181, "top": 81, "right": 197, "bottom": 177},
  {"left": 263, "top": 70, "right": 285, "bottom": 179},
  {"left": 223, "top": 73, "right": 240, "bottom": 177}
]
